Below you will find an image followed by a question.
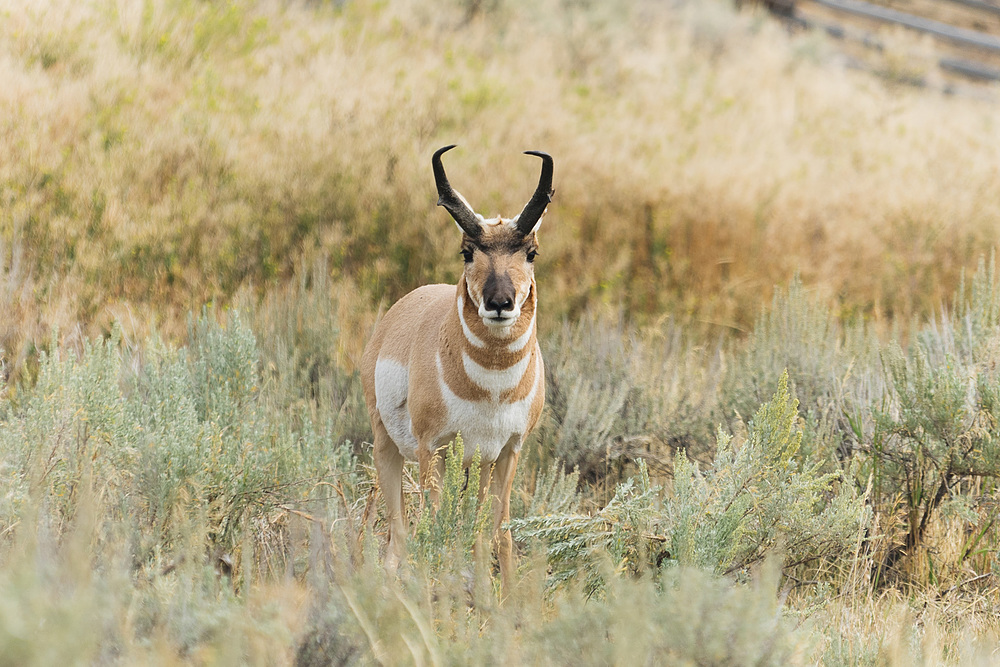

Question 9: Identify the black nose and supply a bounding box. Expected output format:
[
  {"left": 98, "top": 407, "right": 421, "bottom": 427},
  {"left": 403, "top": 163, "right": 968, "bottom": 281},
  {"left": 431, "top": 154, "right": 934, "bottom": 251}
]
[
  {"left": 486, "top": 295, "right": 514, "bottom": 314},
  {"left": 483, "top": 270, "right": 515, "bottom": 316}
]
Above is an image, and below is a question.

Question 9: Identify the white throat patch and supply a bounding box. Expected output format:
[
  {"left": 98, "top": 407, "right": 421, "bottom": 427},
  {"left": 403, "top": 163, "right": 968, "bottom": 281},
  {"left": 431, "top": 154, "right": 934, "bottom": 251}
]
[{"left": 457, "top": 292, "right": 486, "bottom": 348}]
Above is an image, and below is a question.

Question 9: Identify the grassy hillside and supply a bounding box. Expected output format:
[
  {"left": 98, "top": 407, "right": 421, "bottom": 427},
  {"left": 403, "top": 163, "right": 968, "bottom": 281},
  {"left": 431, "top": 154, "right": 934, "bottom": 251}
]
[
  {"left": 3, "top": 0, "right": 1000, "bottom": 664},
  {"left": 4, "top": 0, "right": 1000, "bottom": 368}
]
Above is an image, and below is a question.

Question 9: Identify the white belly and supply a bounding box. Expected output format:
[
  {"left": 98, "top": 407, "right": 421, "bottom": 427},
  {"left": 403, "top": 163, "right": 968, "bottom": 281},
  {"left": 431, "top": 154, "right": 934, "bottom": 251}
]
[{"left": 373, "top": 358, "right": 420, "bottom": 461}]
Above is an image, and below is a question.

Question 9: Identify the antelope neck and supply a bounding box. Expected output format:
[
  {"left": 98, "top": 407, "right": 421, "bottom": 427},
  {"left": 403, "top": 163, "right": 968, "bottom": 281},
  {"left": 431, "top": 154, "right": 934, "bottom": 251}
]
[{"left": 436, "top": 276, "right": 538, "bottom": 405}]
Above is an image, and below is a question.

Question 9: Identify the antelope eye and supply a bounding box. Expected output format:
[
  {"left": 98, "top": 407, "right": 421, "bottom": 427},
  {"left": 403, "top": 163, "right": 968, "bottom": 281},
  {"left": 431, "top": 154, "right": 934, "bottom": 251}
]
[
  {"left": 462, "top": 248, "right": 474, "bottom": 263},
  {"left": 526, "top": 250, "right": 537, "bottom": 262}
]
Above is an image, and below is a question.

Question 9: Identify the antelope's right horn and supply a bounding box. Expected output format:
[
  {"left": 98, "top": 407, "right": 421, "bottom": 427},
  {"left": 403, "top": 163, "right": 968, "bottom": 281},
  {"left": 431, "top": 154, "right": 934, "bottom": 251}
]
[{"left": 433, "top": 145, "right": 481, "bottom": 239}]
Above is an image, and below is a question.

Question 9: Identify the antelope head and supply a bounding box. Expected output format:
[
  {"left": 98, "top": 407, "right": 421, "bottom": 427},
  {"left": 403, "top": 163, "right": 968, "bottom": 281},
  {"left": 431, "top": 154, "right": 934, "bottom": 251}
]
[{"left": 433, "top": 145, "right": 554, "bottom": 335}]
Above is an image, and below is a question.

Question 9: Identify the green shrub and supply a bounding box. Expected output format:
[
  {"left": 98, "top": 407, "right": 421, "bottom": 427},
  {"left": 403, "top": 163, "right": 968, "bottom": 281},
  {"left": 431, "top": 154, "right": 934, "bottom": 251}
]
[
  {"left": 516, "top": 559, "right": 814, "bottom": 666},
  {"left": 537, "top": 316, "right": 717, "bottom": 487},
  {"left": 302, "top": 528, "right": 815, "bottom": 666},
  {"left": 0, "top": 328, "right": 135, "bottom": 533},
  {"left": 525, "top": 461, "right": 582, "bottom": 518},
  {"left": 720, "top": 277, "right": 882, "bottom": 469},
  {"left": 412, "top": 436, "right": 493, "bottom": 578},
  {"left": 0, "top": 309, "right": 360, "bottom": 571},
  {"left": 186, "top": 306, "right": 260, "bottom": 429},
  {"left": 859, "top": 255, "right": 1000, "bottom": 576},
  {"left": 245, "top": 263, "right": 369, "bottom": 448},
  {"left": 511, "top": 460, "right": 661, "bottom": 591},
  {"left": 868, "top": 343, "right": 1000, "bottom": 574},
  {"left": 514, "top": 372, "right": 868, "bottom": 587},
  {"left": 670, "top": 372, "right": 867, "bottom": 576}
]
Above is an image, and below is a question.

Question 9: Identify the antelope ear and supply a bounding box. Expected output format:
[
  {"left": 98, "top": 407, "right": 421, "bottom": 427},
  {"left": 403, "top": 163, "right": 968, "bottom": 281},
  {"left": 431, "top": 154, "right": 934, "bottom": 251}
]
[
  {"left": 433, "top": 145, "right": 482, "bottom": 239},
  {"left": 514, "top": 151, "right": 553, "bottom": 237}
]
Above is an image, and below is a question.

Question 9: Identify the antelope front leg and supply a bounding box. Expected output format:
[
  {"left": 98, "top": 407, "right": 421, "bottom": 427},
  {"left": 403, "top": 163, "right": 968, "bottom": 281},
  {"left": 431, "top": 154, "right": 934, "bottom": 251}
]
[{"left": 489, "top": 441, "right": 521, "bottom": 591}]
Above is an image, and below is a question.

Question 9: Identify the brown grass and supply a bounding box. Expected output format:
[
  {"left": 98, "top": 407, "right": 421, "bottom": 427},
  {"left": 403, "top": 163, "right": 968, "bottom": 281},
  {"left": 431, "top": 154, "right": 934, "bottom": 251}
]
[{"left": 3, "top": 0, "right": 1000, "bottom": 375}]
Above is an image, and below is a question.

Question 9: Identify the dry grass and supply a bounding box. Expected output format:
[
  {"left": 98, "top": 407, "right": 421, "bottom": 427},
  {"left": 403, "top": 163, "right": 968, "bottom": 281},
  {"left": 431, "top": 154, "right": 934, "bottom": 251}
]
[{"left": 3, "top": 0, "right": 1000, "bottom": 372}]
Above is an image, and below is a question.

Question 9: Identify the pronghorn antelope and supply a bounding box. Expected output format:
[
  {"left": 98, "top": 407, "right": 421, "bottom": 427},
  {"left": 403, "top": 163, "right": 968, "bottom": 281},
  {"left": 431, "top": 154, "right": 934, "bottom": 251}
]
[{"left": 361, "top": 145, "right": 552, "bottom": 585}]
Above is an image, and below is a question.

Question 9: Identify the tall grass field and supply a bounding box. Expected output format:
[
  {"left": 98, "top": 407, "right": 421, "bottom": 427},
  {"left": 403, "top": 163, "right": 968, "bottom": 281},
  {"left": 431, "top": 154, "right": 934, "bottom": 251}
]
[{"left": 3, "top": 0, "right": 1000, "bottom": 664}]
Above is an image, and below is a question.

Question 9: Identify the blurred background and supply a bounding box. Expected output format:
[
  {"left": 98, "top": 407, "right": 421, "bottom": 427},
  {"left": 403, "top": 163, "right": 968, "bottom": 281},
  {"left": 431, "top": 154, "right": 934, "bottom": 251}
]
[{"left": 4, "top": 0, "right": 1000, "bottom": 375}]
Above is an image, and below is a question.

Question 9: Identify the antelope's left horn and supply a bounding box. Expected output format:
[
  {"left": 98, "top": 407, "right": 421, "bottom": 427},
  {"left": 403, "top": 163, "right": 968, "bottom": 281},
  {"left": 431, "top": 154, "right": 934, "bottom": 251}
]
[{"left": 515, "top": 151, "right": 554, "bottom": 236}]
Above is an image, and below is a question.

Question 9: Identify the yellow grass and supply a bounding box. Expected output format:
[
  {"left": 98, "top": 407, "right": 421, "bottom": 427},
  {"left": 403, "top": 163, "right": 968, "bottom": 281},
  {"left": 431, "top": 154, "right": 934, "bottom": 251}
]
[{"left": 3, "top": 0, "right": 1000, "bottom": 368}]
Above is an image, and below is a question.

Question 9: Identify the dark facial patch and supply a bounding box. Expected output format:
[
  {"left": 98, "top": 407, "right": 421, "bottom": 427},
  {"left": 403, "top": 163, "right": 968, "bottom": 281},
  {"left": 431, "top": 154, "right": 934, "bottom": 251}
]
[{"left": 462, "top": 229, "right": 538, "bottom": 259}]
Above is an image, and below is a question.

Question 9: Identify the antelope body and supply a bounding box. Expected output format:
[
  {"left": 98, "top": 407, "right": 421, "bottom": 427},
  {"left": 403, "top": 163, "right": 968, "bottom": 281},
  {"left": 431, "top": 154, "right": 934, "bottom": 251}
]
[{"left": 361, "top": 145, "right": 553, "bottom": 585}]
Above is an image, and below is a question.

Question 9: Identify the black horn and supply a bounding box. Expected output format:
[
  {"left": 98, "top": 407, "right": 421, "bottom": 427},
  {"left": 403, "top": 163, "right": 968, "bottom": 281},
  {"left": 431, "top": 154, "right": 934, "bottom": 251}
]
[
  {"left": 432, "top": 145, "right": 481, "bottom": 238},
  {"left": 515, "top": 151, "right": 554, "bottom": 236}
]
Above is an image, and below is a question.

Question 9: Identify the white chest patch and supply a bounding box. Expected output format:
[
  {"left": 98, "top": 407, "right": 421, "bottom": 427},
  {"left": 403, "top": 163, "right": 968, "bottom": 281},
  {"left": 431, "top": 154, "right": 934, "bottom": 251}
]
[
  {"left": 437, "top": 350, "right": 541, "bottom": 465},
  {"left": 373, "top": 358, "right": 420, "bottom": 461},
  {"left": 461, "top": 350, "right": 531, "bottom": 400}
]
